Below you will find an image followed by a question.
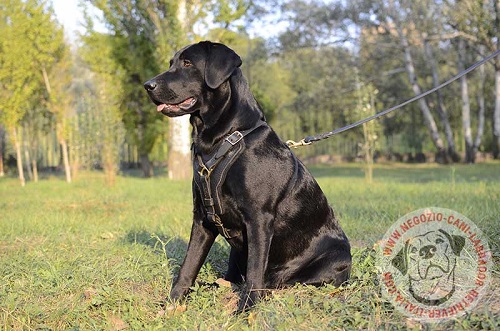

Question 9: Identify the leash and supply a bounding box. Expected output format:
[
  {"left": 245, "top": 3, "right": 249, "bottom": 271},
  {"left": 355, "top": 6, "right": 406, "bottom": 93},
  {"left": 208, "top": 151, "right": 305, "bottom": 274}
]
[{"left": 286, "top": 49, "right": 500, "bottom": 148}]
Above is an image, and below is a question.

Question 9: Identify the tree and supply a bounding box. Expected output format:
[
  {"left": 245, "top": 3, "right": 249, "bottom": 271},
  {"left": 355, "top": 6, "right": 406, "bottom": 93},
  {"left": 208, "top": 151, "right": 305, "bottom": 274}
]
[
  {"left": 445, "top": 0, "right": 500, "bottom": 158},
  {"left": 155, "top": 0, "right": 261, "bottom": 179},
  {"left": 80, "top": 32, "right": 125, "bottom": 185},
  {"left": 83, "top": 0, "right": 169, "bottom": 178},
  {"left": 372, "top": 1, "right": 453, "bottom": 162},
  {"left": 144, "top": 0, "right": 262, "bottom": 179},
  {"left": 82, "top": 0, "right": 274, "bottom": 180},
  {"left": 45, "top": 47, "right": 74, "bottom": 182},
  {"left": 354, "top": 80, "right": 381, "bottom": 183},
  {"left": 278, "top": 0, "right": 352, "bottom": 49},
  {"left": 1, "top": 1, "right": 28, "bottom": 185},
  {"left": 420, "top": 3, "right": 460, "bottom": 161},
  {"left": 0, "top": 0, "right": 62, "bottom": 185},
  {"left": 272, "top": 0, "right": 500, "bottom": 162},
  {"left": 0, "top": 125, "right": 4, "bottom": 176},
  {"left": 21, "top": 4, "right": 72, "bottom": 182},
  {"left": 152, "top": 0, "right": 194, "bottom": 180},
  {"left": 456, "top": 39, "right": 487, "bottom": 163}
]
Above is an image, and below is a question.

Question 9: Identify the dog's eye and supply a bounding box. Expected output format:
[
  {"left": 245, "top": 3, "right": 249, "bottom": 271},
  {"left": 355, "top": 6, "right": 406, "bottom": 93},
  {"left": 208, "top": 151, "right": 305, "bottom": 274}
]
[
  {"left": 182, "top": 59, "right": 192, "bottom": 67},
  {"left": 436, "top": 238, "right": 444, "bottom": 244}
]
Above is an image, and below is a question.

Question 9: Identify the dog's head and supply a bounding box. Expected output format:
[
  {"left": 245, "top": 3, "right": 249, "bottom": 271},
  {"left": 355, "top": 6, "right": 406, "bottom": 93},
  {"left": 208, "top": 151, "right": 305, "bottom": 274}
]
[
  {"left": 391, "top": 229, "right": 465, "bottom": 304},
  {"left": 143, "top": 41, "right": 242, "bottom": 117}
]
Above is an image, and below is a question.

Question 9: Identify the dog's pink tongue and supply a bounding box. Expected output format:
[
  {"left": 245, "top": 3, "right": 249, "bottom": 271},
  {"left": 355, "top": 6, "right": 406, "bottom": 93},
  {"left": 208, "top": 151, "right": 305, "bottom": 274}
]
[{"left": 157, "top": 104, "right": 167, "bottom": 112}]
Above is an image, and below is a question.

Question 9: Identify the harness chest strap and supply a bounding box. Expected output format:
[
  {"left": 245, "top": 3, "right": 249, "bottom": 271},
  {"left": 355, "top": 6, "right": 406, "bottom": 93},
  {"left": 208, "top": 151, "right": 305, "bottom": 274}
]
[{"left": 193, "top": 120, "right": 266, "bottom": 239}]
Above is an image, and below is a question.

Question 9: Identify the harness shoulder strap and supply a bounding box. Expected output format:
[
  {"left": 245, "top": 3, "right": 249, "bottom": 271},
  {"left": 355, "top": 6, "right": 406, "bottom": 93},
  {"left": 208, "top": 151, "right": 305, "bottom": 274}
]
[
  {"left": 204, "top": 120, "right": 266, "bottom": 170},
  {"left": 193, "top": 120, "right": 266, "bottom": 239}
]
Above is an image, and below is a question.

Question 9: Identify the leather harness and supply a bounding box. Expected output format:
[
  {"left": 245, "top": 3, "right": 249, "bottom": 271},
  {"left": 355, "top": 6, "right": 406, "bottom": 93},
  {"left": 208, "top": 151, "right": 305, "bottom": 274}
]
[{"left": 193, "top": 120, "right": 266, "bottom": 239}]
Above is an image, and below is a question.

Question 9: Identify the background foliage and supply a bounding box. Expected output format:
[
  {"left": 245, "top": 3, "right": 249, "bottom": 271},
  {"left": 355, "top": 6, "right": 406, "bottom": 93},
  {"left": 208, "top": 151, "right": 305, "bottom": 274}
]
[{"left": 1, "top": 0, "right": 500, "bottom": 184}]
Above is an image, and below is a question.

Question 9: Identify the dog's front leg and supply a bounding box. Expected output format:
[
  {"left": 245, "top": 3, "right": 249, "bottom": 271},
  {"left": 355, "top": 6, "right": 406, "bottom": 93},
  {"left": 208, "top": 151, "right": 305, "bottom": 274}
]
[
  {"left": 170, "top": 218, "right": 217, "bottom": 302},
  {"left": 239, "top": 218, "right": 273, "bottom": 311}
]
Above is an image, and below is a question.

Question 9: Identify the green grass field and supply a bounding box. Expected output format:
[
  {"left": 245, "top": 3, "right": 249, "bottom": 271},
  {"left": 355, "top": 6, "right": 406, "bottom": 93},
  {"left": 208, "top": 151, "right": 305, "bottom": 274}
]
[{"left": 1, "top": 163, "right": 499, "bottom": 330}]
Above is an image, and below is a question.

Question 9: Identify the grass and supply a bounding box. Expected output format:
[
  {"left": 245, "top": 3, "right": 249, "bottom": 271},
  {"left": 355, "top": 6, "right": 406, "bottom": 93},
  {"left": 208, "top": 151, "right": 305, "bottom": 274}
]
[{"left": 0, "top": 162, "right": 499, "bottom": 330}]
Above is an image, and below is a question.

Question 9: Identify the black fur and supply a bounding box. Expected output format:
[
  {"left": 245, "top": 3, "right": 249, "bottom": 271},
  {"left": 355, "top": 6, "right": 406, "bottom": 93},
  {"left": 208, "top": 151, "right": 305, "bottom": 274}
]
[{"left": 144, "top": 41, "right": 351, "bottom": 311}]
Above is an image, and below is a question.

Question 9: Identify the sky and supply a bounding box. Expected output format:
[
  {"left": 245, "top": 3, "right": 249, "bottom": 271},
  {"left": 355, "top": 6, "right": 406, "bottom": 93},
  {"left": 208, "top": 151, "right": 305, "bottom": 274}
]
[
  {"left": 51, "top": 0, "right": 108, "bottom": 43},
  {"left": 50, "top": 0, "right": 286, "bottom": 42},
  {"left": 51, "top": 0, "right": 85, "bottom": 41}
]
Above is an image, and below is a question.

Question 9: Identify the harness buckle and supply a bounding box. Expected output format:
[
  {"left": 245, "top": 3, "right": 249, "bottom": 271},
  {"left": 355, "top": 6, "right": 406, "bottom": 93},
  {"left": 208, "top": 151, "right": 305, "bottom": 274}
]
[{"left": 226, "top": 131, "right": 244, "bottom": 145}]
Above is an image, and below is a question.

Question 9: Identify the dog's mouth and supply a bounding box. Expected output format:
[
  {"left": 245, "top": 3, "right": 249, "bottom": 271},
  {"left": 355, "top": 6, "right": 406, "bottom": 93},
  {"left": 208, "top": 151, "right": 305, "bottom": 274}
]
[
  {"left": 422, "top": 264, "right": 448, "bottom": 279},
  {"left": 156, "top": 97, "right": 197, "bottom": 114}
]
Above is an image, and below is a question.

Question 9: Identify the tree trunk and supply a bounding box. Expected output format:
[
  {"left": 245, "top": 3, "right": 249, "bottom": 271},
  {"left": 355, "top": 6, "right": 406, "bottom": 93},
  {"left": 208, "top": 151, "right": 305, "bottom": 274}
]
[
  {"left": 60, "top": 138, "right": 72, "bottom": 183},
  {"left": 0, "top": 125, "right": 5, "bottom": 177},
  {"left": 101, "top": 142, "right": 117, "bottom": 185},
  {"left": 362, "top": 121, "right": 374, "bottom": 183},
  {"left": 22, "top": 124, "right": 34, "bottom": 180},
  {"left": 168, "top": 116, "right": 192, "bottom": 180},
  {"left": 494, "top": 64, "right": 500, "bottom": 159},
  {"left": 493, "top": 0, "right": 500, "bottom": 158},
  {"left": 24, "top": 138, "right": 33, "bottom": 181},
  {"left": 458, "top": 39, "right": 474, "bottom": 163},
  {"left": 423, "top": 38, "right": 459, "bottom": 161},
  {"left": 166, "top": 0, "right": 192, "bottom": 180},
  {"left": 136, "top": 119, "right": 154, "bottom": 178},
  {"left": 56, "top": 121, "right": 71, "bottom": 182},
  {"left": 69, "top": 116, "right": 79, "bottom": 179},
  {"left": 472, "top": 48, "right": 486, "bottom": 162},
  {"left": 139, "top": 153, "right": 154, "bottom": 178},
  {"left": 32, "top": 159, "right": 38, "bottom": 182},
  {"left": 31, "top": 129, "right": 39, "bottom": 182},
  {"left": 397, "top": 27, "right": 447, "bottom": 163},
  {"left": 11, "top": 127, "right": 25, "bottom": 186}
]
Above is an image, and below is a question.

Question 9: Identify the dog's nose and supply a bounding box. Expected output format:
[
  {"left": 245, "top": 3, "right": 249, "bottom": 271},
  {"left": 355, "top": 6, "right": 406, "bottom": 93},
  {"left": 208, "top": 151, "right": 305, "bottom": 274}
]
[
  {"left": 144, "top": 80, "right": 157, "bottom": 91},
  {"left": 419, "top": 245, "right": 436, "bottom": 259}
]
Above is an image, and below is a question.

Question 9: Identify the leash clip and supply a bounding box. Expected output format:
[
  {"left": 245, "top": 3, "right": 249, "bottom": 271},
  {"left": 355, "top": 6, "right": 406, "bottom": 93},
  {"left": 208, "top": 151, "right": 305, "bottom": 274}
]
[{"left": 286, "top": 139, "right": 312, "bottom": 149}]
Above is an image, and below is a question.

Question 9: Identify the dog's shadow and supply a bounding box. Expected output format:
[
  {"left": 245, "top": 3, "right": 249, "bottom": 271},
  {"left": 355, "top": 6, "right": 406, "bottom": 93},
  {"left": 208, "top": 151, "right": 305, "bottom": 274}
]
[{"left": 123, "top": 229, "right": 230, "bottom": 278}]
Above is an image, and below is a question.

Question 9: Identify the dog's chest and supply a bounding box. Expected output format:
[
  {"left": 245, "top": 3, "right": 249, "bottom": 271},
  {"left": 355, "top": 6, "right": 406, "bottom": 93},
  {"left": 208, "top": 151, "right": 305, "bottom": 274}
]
[
  {"left": 192, "top": 138, "right": 246, "bottom": 239},
  {"left": 193, "top": 142, "right": 244, "bottom": 215},
  {"left": 192, "top": 121, "right": 266, "bottom": 239}
]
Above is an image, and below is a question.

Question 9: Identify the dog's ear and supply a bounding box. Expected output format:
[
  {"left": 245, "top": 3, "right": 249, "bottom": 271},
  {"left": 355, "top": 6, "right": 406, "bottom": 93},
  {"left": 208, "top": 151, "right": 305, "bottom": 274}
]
[
  {"left": 204, "top": 42, "right": 242, "bottom": 89},
  {"left": 391, "top": 241, "right": 408, "bottom": 275},
  {"left": 451, "top": 235, "right": 465, "bottom": 255},
  {"left": 439, "top": 229, "right": 465, "bottom": 256}
]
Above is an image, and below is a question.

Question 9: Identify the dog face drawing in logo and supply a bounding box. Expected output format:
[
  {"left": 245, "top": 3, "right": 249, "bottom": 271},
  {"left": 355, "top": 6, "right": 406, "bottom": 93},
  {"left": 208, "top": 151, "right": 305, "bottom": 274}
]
[{"left": 392, "top": 229, "right": 465, "bottom": 305}]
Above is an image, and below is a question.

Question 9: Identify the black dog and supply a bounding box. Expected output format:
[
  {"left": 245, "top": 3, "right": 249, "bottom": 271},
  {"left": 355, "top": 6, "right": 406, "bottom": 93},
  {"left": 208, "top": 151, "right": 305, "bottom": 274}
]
[{"left": 144, "top": 41, "right": 351, "bottom": 310}]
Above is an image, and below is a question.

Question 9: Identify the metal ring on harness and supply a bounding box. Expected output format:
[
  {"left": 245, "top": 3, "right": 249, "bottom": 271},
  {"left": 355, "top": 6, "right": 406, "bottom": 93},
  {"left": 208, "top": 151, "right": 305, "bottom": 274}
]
[{"left": 197, "top": 162, "right": 213, "bottom": 177}]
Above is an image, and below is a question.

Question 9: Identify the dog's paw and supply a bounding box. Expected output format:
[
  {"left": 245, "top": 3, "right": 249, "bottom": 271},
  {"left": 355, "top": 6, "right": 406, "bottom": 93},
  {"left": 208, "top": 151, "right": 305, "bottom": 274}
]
[
  {"left": 215, "top": 278, "right": 233, "bottom": 288},
  {"left": 237, "top": 290, "right": 259, "bottom": 313},
  {"left": 169, "top": 283, "right": 190, "bottom": 302},
  {"left": 158, "top": 303, "right": 187, "bottom": 318}
]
